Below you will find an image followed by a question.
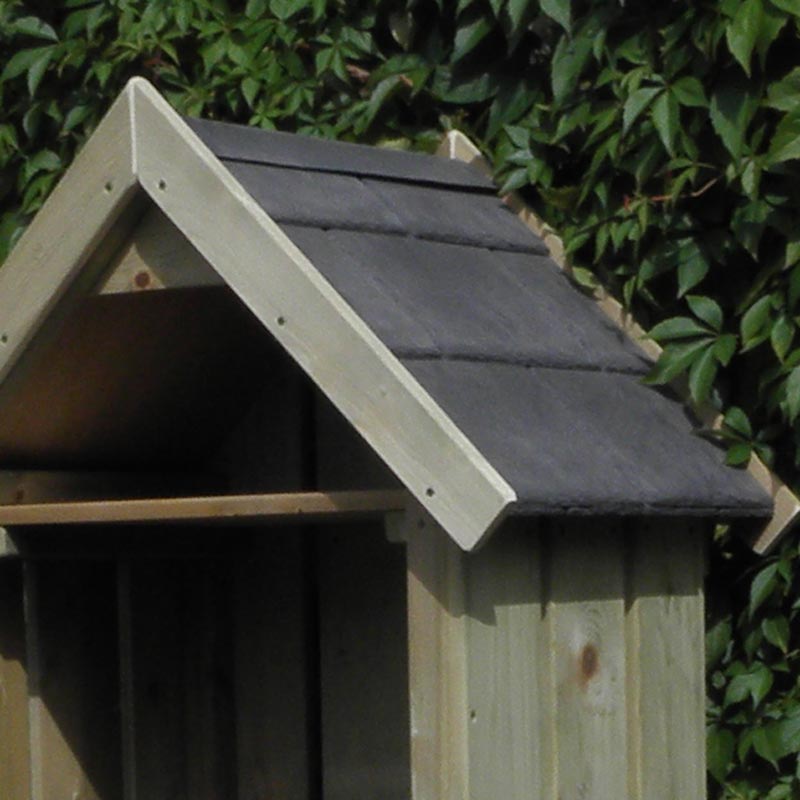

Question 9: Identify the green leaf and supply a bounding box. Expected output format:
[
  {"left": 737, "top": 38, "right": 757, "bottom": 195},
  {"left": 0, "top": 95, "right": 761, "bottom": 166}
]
[
  {"left": 62, "top": 104, "right": 91, "bottom": 133},
  {"left": 649, "top": 316, "right": 712, "bottom": 341},
  {"left": 652, "top": 90, "right": 679, "bottom": 155},
  {"left": 551, "top": 31, "right": 593, "bottom": 103},
  {"left": 571, "top": 266, "right": 599, "bottom": 289},
  {"left": 707, "top": 618, "right": 732, "bottom": 667},
  {"left": 506, "top": 0, "right": 533, "bottom": 30},
  {"left": 689, "top": 343, "right": 717, "bottom": 403},
  {"left": 26, "top": 46, "right": 55, "bottom": 97},
  {"left": 453, "top": 11, "right": 493, "bottom": 62},
  {"left": 12, "top": 16, "right": 58, "bottom": 42},
  {"left": 786, "top": 366, "right": 800, "bottom": 421},
  {"left": 767, "top": 110, "right": 800, "bottom": 164},
  {"left": 715, "top": 334, "right": 738, "bottom": 366},
  {"left": 622, "top": 86, "right": 661, "bottom": 135},
  {"left": 740, "top": 295, "right": 773, "bottom": 348},
  {"left": 671, "top": 76, "right": 708, "bottom": 107},
  {"left": 726, "top": 0, "right": 764, "bottom": 76},
  {"left": 727, "top": 441, "right": 753, "bottom": 465},
  {"left": 644, "top": 339, "right": 713, "bottom": 385},
  {"left": 687, "top": 295, "right": 723, "bottom": 331},
  {"left": 710, "top": 77, "right": 759, "bottom": 160},
  {"left": 0, "top": 45, "right": 56, "bottom": 83},
  {"left": 724, "top": 662, "right": 773, "bottom": 707},
  {"left": 771, "top": 314, "right": 795, "bottom": 361},
  {"left": 540, "top": 0, "right": 571, "bottom": 32},
  {"left": 767, "top": 67, "right": 800, "bottom": 111},
  {"left": 725, "top": 406, "right": 753, "bottom": 437},
  {"left": 678, "top": 248, "right": 710, "bottom": 296},
  {"left": 708, "top": 726, "right": 735, "bottom": 784},
  {"left": 770, "top": 0, "right": 800, "bottom": 13},
  {"left": 763, "top": 615, "right": 790, "bottom": 652},
  {"left": 751, "top": 562, "right": 780, "bottom": 617}
]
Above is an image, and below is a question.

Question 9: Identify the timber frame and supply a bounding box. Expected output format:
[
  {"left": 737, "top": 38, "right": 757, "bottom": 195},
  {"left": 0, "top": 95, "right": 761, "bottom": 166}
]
[{"left": 0, "top": 78, "right": 513, "bottom": 552}]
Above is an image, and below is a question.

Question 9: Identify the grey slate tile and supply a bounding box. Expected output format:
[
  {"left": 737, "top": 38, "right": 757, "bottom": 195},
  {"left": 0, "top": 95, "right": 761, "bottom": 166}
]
[
  {"left": 188, "top": 116, "right": 493, "bottom": 190},
  {"left": 282, "top": 226, "right": 649, "bottom": 372},
  {"left": 362, "top": 178, "right": 546, "bottom": 254},
  {"left": 404, "top": 359, "right": 772, "bottom": 516},
  {"left": 224, "top": 161, "right": 406, "bottom": 233}
]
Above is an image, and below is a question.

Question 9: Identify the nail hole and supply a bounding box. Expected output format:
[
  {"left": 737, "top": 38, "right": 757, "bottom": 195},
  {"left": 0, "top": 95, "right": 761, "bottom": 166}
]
[
  {"left": 469, "top": 709, "right": 477, "bottom": 722},
  {"left": 104, "top": 181, "right": 113, "bottom": 193},
  {"left": 426, "top": 487, "right": 435, "bottom": 497},
  {"left": 0, "top": 334, "right": 7, "bottom": 345},
  {"left": 277, "top": 316, "right": 286, "bottom": 326},
  {"left": 157, "top": 179, "right": 167, "bottom": 190}
]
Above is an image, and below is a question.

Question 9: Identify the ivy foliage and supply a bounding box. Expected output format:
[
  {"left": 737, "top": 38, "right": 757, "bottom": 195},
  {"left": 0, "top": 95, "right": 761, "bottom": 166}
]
[{"left": 4, "top": 1, "right": 800, "bottom": 796}]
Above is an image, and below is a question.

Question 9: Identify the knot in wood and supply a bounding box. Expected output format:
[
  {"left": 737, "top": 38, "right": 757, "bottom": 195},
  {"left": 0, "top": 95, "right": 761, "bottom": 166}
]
[{"left": 579, "top": 643, "right": 599, "bottom": 686}]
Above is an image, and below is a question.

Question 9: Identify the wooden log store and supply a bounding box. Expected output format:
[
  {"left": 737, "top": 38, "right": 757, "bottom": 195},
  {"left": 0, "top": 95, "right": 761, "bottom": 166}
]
[{"left": 0, "top": 78, "right": 796, "bottom": 800}]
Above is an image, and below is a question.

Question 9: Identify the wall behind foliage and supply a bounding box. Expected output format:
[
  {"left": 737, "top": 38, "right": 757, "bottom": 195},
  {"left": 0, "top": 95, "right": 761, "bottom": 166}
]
[{"left": 3, "top": 1, "right": 800, "bottom": 796}]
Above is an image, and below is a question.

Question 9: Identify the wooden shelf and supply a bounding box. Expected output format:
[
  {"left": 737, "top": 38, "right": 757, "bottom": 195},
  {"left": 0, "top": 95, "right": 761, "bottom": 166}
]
[{"left": 0, "top": 490, "right": 408, "bottom": 527}]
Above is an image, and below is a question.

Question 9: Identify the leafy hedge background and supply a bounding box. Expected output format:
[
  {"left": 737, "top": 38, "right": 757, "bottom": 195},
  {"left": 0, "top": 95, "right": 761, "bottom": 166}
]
[{"left": 3, "top": 0, "right": 800, "bottom": 795}]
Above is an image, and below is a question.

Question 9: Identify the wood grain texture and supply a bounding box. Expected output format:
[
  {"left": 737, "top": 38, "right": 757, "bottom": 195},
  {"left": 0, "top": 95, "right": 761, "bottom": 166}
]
[
  {"left": 318, "top": 525, "right": 410, "bottom": 800},
  {"left": 548, "top": 521, "right": 628, "bottom": 800},
  {"left": 233, "top": 533, "right": 312, "bottom": 800},
  {"left": 0, "top": 562, "right": 30, "bottom": 800},
  {"left": 0, "top": 490, "right": 407, "bottom": 526},
  {"left": 129, "top": 77, "right": 515, "bottom": 552},
  {"left": 626, "top": 521, "right": 706, "bottom": 800},
  {"left": 406, "top": 513, "right": 469, "bottom": 800},
  {"left": 0, "top": 86, "right": 137, "bottom": 386},
  {"left": 463, "top": 522, "right": 552, "bottom": 800},
  {"left": 25, "top": 561, "right": 122, "bottom": 800}
]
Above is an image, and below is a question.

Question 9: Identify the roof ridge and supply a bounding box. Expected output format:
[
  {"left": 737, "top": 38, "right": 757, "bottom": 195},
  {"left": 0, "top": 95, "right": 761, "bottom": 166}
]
[{"left": 186, "top": 116, "right": 495, "bottom": 191}]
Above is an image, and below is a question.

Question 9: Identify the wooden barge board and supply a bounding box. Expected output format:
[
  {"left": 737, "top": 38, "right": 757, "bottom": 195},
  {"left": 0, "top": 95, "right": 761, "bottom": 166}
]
[{"left": 0, "top": 490, "right": 408, "bottom": 527}]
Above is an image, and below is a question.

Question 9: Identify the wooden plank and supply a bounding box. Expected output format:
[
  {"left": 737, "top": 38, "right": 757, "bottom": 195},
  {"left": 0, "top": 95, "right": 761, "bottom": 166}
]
[
  {"left": 625, "top": 520, "right": 706, "bottom": 800},
  {"left": 25, "top": 560, "right": 122, "bottom": 800},
  {"left": 121, "top": 558, "right": 238, "bottom": 800},
  {"left": 99, "top": 205, "right": 221, "bottom": 295},
  {"left": 464, "top": 521, "right": 553, "bottom": 800},
  {"left": 548, "top": 520, "right": 628, "bottom": 800},
  {"left": 406, "top": 513, "right": 469, "bottom": 800},
  {"left": 318, "top": 524, "right": 410, "bottom": 800},
  {"left": 234, "top": 533, "right": 313, "bottom": 800},
  {"left": 0, "top": 489, "right": 407, "bottom": 526},
  {"left": 130, "top": 77, "right": 516, "bottom": 552},
  {"left": 0, "top": 86, "right": 137, "bottom": 386},
  {"left": 0, "top": 562, "right": 30, "bottom": 800}
]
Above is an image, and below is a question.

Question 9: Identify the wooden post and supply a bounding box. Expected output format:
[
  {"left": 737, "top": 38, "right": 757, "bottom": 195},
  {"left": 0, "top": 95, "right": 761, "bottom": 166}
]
[
  {"left": 0, "top": 561, "right": 30, "bottom": 800},
  {"left": 407, "top": 514, "right": 706, "bottom": 800}
]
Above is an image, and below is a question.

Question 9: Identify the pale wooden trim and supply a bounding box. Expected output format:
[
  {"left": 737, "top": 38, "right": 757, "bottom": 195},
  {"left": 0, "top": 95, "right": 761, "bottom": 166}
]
[
  {"left": 0, "top": 490, "right": 407, "bottom": 527},
  {"left": 406, "top": 512, "right": 469, "bottom": 800},
  {"left": 438, "top": 129, "right": 800, "bottom": 553},
  {"left": 0, "top": 87, "right": 138, "bottom": 385},
  {"left": 129, "top": 78, "right": 516, "bottom": 551}
]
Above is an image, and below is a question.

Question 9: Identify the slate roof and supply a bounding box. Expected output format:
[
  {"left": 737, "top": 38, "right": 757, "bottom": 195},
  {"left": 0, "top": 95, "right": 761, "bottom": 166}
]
[
  {"left": 188, "top": 118, "right": 771, "bottom": 519},
  {"left": 175, "top": 120, "right": 772, "bottom": 516}
]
